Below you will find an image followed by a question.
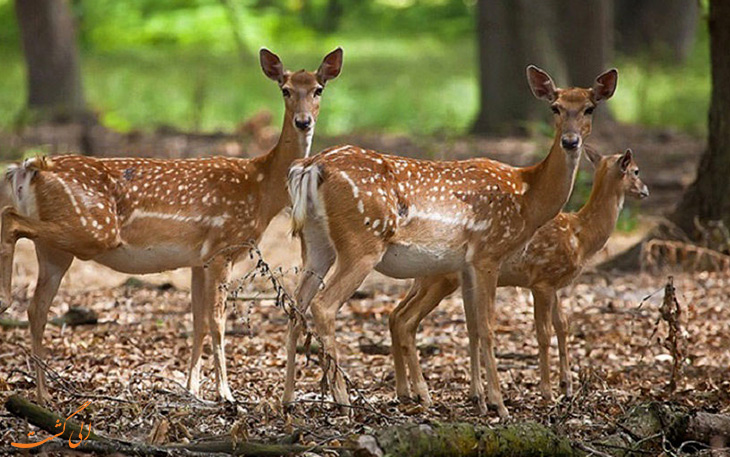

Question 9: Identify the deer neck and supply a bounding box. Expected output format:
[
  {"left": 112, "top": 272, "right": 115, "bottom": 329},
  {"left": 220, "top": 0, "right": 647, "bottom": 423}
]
[
  {"left": 521, "top": 134, "right": 581, "bottom": 230},
  {"left": 254, "top": 109, "right": 314, "bottom": 223},
  {"left": 575, "top": 176, "right": 624, "bottom": 258}
]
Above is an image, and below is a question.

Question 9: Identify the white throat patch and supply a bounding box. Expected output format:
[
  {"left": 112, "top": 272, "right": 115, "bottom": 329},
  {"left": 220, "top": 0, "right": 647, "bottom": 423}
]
[{"left": 301, "top": 126, "right": 315, "bottom": 158}]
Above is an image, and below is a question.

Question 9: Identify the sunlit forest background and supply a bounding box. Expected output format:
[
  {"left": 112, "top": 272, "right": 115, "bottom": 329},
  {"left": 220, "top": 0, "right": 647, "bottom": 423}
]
[{"left": 0, "top": 0, "right": 711, "bottom": 136}]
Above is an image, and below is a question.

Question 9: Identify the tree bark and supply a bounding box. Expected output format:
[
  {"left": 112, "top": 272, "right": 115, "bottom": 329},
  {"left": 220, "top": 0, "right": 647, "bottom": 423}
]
[
  {"left": 471, "top": 0, "right": 612, "bottom": 135},
  {"left": 15, "top": 0, "right": 87, "bottom": 122},
  {"left": 670, "top": 0, "right": 730, "bottom": 239},
  {"left": 615, "top": 0, "right": 699, "bottom": 62},
  {"left": 471, "top": 0, "right": 567, "bottom": 135},
  {"left": 555, "top": 0, "right": 613, "bottom": 88}
]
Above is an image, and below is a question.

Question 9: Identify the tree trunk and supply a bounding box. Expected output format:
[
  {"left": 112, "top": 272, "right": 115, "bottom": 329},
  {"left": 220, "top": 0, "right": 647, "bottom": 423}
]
[
  {"left": 556, "top": 0, "right": 613, "bottom": 88},
  {"left": 471, "top": 0, "right": 568, "bottom": 135},
  {"left": 670, "top": 0, "right": 730, "bottom": 239},
  {"left": 614, "top": 0, "right": 699, "bottom": 62},
  {"left": 471, "top": 0, "right": 613, "bottom": 136},
  {"left": 15, "top": 0, "right": 87, "bottom": 122}
]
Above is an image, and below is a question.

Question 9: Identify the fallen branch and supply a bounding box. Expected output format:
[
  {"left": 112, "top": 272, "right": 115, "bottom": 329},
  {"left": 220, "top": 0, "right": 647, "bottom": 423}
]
[
  {"left": 1, "top": 306, "right": 98, "bottom": 329},
  {"left": 350, "top": 421, "right": 577, "bottom": 457},
  {"left": 641, "top": 239, "right": 730, "bottom": 273},
  {"left": 8, "top": 394, "right": 730, "bottom": 456},
  {"left": 4, "top": 394, "right": 326, "bottom": 456},
  {"left": 591, "top": 403, "right": 730, "bottom": 456},
  {"left": 599, "top": 218, "right": 730, "bottom": 272}
]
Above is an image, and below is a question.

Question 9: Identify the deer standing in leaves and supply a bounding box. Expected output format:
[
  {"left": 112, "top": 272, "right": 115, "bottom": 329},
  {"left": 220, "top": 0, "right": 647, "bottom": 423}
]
[
  {"left": 0, "top": 48, "right": 343, "bottom": 403},
  {"left": 285, "top": 66, "right": 618, "bottom": 417},
  {"left": 389, "top": 147, "right": 648, "bottom": 407}
]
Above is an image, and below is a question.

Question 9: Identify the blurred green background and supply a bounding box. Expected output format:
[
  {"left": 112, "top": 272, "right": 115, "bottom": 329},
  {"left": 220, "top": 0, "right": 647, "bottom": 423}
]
[{"left": 0, "top": 0, "right": 711, "bottom": 137}]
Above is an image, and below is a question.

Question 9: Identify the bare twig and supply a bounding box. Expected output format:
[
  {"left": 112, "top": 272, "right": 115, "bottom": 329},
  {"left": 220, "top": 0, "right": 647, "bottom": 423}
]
[
  {"left": 209, "top": 241, "right": 388, "bottom": 419},
  {"left": 575, "top": 441, "right": 614, "bottom": 457},
  {"left": 658, "top": 277, "right": 685, "bottom": 392}
]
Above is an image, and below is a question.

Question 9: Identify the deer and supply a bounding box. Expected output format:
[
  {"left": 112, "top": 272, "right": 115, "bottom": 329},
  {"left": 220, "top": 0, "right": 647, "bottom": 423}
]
[
  {"left": 0, "top": 47, "right": 343, "bottom": 403},
  {"left": 389, "top": 147, "right": 648, "bottom": 407},
  {"left": 284, "top": 66, "right": 618, "bottom": 417}
]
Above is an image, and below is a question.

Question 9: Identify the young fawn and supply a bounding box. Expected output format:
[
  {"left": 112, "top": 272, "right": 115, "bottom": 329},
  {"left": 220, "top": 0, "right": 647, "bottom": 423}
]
[
  {"left": 285, "top": 66, "right": 617, "bottom": 417},
  {"left": 0, "top": 48, "right": 343, "bottom": 403},
  {"left": 389, "top": 148, "right": 648, "bottom": 406}
]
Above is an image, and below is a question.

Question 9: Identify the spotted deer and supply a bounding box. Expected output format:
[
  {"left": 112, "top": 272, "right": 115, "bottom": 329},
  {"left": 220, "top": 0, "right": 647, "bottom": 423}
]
[
  {"left": 285, "top": 66, "right": 618, "bottom": 417},
  {"left": 0, "top": 48, "right": 343, "bottom": 403},
  {"left": 389, "top": 147, "right": 648, "bottom": 407}
]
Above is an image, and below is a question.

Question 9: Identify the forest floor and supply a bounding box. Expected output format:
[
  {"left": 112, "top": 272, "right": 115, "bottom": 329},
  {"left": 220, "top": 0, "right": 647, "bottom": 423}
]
[{"left": 1, "top": 121, "right": 729, "bottom": 453}]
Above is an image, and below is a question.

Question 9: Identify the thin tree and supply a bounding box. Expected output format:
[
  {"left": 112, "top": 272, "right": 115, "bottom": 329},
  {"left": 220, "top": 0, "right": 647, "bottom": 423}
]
[
  {"left": 471, "top": 0, "right": 612, "bottom": 135},
  {"left": 15, "top": 0, "right": 87, "bottom": 122},
  {"left": 615, "top": 0, "right": 699, "bottom": 62},
  {"left": 670, "top": 0, "right": 730, "bottom": 242},
  {"left": 555, "top": 0, "right": 613, "bottom": 88},
  {"left": 601, "top": 0, "right": 728, "bottom": 270}
]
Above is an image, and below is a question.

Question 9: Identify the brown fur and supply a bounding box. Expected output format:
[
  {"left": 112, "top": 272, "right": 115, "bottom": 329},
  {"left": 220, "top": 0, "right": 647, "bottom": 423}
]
[
  {"left": 0, "top": 48, "right": 343, "bottom": 403},
  {"left": 284, "top": 66, "right": 618, "bottom": 417},
  {"left": 390, "top": 149, "right": 648, "bottom": 405}
]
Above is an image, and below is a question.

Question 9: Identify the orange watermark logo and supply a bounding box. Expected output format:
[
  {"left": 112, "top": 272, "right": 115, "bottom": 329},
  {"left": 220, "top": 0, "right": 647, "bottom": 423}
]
[{"left": 11, "top": 400, "right": 93, "bottom": 449}]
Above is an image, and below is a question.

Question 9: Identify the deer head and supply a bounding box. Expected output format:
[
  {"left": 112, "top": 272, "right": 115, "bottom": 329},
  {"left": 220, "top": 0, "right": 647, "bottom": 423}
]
[
  {"left": 586, "top": 146, "right": 649, "bottom": 200},
  {"left": 527, "top": 66, "right": 618, "bottom": 153},
  {"left": 259, "top": 47, "right": 343, "bottom": 146}
]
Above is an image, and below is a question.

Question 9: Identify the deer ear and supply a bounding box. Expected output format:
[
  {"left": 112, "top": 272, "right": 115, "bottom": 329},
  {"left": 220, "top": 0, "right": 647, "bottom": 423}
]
[
  {"left": 584, "top": 145, "right": 603, "bottom": 168},
  {"left": 592, "top": 68, "right": 618, "bottom": 103},
  {"left": 526, "top": 65, "right": 557, "bottom": 102},
  {"left": 317, "top": 47, "right": 343, "bottom": 84},
  {"left": 618, "top": 148, "right": 633, "bottom": 172},
  {"left": 260, "top": 48, "right": 285, "bottom": 83}
]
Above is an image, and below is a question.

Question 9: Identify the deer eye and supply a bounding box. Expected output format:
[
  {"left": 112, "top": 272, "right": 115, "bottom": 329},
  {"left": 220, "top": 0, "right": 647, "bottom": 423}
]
[
  {"left": 314, "top": 87, "right": 323, "bottom": 97},
  {"left": 584, "top": 107, "right": 595, "bottom": 115},
  {"left": 634, "top": 169, "right": 639, "bottom": 176},
  {"left": 551, "top": 106, "right": 560, "bottom": 115},
  {"left": 282, "top": 88, "right": 291, "bottom": 97}
]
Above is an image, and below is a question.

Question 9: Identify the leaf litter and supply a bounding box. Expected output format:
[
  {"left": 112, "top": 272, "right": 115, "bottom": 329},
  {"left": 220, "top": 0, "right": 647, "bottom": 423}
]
[{"left": 1, "top": 240, "right": 729, "bottom": 452}]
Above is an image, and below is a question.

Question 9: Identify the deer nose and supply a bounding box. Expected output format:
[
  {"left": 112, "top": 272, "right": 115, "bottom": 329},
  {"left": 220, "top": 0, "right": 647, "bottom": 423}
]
[
  {"left": 294, "top": 115, "right": 312, "bottom": 131},
  {"left": 561, "top": 134, "right": 581, "bottom": 151},
  {"left": 639, "top": 185, "right": 649, "bottom": 199}
]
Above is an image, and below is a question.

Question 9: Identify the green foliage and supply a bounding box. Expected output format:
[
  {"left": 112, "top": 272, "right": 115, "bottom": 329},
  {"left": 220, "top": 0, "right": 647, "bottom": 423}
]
[
  {"left": 0, "top": 0, "right": 19, "bottom": 47},
  {"left": 0, "top": 50, "right": 25, "bottom": 128},
  {"left": 72, "top": 0, "right": 474, "bottom": 52},
  {"left": 0, "top": 0, "right": 478, "bottom": 135},
  {"left": 0, "top": 37, "right": 478, "bottom": 136},
  {"left": 0, "top": 0, "right": 710, "bottom": 140},
  {"left": 616, "top": 204, "right": 640, "bottom": 233},
  {"left": 611, "top": 22, "right": 710, "bottom": 135}
]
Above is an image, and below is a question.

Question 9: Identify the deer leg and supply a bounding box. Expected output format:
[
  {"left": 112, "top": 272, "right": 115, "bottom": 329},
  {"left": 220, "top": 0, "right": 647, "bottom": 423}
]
[
  {"left": 1, "top": 209, "right": 74, "bottom": 403},
  {"left": 283, "top": 232, "right": 335, "bottom": 405},
  {"left": 532, "top": 286, "right": 554, "bottom": 401},
  {"left": 551, "top": 291, "right": 572, "bottom": 397},
  {"left": 205, "top": 258, "right": 234, "bottom": 402},
  {"left": 187, "top": 266, "right": 209, "bottom": 397},
  {"left": 471, "top": 261, "right": 508, "bottom": 418},
  {"left": 389, "top": 282, "right": 420, "bottom": 401},
  {"left": 0, "top": 208, "right": 19, "bottom": 314},
  {"left": 29, "top": 243, "right": 74, "bottom": 403},
  {"left": 392, "top": 275, "right": 457, "bottom": 406},
  {"left": 310, "top": 251, "right": 382, "bottom": 410},
  {"left": 461, "top": 267, "right": 486, "bottom": 412}
]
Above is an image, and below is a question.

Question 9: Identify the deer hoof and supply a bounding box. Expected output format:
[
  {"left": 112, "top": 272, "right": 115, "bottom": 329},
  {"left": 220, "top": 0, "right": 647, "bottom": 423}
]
[{"left": 470, "top": 395, "right": 488, "bottom": 415}]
